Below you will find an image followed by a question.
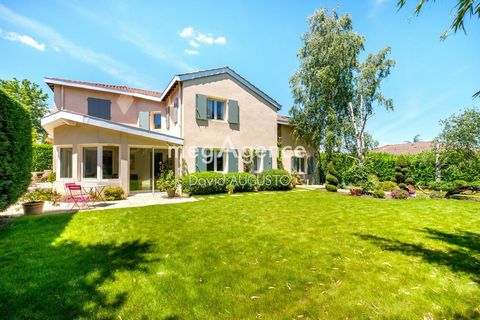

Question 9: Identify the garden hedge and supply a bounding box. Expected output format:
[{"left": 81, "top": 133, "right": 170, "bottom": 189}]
[
  {"left": 32, "top": 143, "right": 53, "bottom": 171},
  {"left": 0, "top": 89, "right": 32, "bottom": 210},
  {"left": 257, "top": 169, "right": 293, "bottom": 191}
]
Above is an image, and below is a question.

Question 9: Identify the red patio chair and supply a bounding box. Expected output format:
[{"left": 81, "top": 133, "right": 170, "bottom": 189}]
[
  {"left": 67, "top": 185, "right": 92, "bottom": 210},
  {"left": 64, "top": 183, "right": 78, "bottom": 203}
]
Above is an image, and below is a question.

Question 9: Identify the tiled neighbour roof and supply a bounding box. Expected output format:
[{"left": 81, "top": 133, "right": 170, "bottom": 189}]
[
  {"left": 45, "top": 77, "right": 162, "bottom": 98},
  {"left": 372, "top": 141, "right": 435, "bottom": 155}
]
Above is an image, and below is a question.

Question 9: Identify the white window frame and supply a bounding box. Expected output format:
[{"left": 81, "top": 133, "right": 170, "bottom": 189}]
[
  {"left": 80, "top": 144, "right": 121, "bottom": 182},
  {"left": 206, "top": 98, "right": 226, "bottom": 121},
  {"left": 56, "top": 144, "right": 73, "bottom": 181},
  {"left": 293, "top": 156, "right": 306, "bottom": 174},
  {"left": 253, "top": 152, "right": 263, "bottom": 174},
  {"left": 206, "top": 149, "right": 226, "bottom": 173}
]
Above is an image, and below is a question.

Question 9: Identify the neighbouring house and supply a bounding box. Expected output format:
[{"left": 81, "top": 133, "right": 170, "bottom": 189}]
[
  {"left": 41, "top": 66, "right": 317, "bottom": 194},
  {"left": 371, "top": 141, "right": 435, "bottom": 155}
]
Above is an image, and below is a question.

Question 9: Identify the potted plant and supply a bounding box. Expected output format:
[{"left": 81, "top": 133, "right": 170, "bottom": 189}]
[
  {"left": 21, "top": 188, "right": 60, "bottom": 215},
  {"left": 156, "top": 170, "right": 179, "bottom": 198}
]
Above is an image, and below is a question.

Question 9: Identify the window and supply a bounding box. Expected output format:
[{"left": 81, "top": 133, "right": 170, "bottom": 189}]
[
  {"left": 293, "top": 157, "right": 305, "bottom": 173},
  {"left": 207, "top": 98, "right": 225, "bottom": 120},
  {"left": 205, "top": 150, "right": 225, "bottom": 172},
  {"left": 102, "top": 146, "right": 119, "bottom": 179},
  {"left": 59, "top": 148, "right": 72, "bottom": 178},
  {"left": 87, "top": 98, "right": 111, "bottom": 120},
  {"left": 153, "top": 113, "right": 162, "bottom": 129},
  {"left": 253, "top": 154, "right": 261, "bottom": 172},
  {"left": 83, "top": 147, "right": 98, "bottom": 178}
]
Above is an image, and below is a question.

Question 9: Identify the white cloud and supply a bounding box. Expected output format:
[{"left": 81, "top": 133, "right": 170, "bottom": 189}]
[
  {"left": 189, "top": 39, "right": 199, "bottom": 47},
  {"left": 0, "top": 28, "right": 45, "bottom": 51},
  {"left": 0, "top": 3, "right": 151, "bottom": 87},
  {"left": 214, "top": 36, "right": 226, "bottom": 45},
  {"left": 184, "top": 49, "right": 199, "bottom": 56},
  {"left": 180, "top": 26, "right": 194, "bottom": 38}
]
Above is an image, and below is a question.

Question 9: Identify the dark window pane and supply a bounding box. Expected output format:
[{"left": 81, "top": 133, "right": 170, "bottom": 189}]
[
  {"left": 60, "top": 148, "right": 72, "bottom": 178},
  {"left": 83, "top": 147, "right": 97, "bottom": 178},
  {"left": 154, "top": 113, "right": 162, "bottom": 129},
  {"left": 103, "top": 146, "right": 119, "bottom": 179},
  {"left": 87, "top": 98, "right": 111, "bottom": 120},
  {"left": 216, "top": 101, "right": 224, "bottom": 120},
  {"left": 206, "top": 150, "right": 214, "bottom": 171},
  {"left": 253, "top": 155, "right": 259, "bottom": 172},
  {"left": 216, "top": 152, "right": 224, "bottom": 172},
  {"left": 207, "top": 99, "right": 214, "bottom": 119}
]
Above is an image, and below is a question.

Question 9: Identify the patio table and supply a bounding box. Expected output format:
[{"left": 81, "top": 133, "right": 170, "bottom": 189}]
[{"left": 81, "top": 184, "right": 107, "bottom": 205}]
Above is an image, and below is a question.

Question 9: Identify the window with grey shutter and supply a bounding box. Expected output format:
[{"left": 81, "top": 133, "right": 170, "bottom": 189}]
[
  {"left": 166, "top": 106, "right": 170, "bottom": 129},
  {"left": 195, "top": 148, "right": 206, "bottom": 172},
  {"left": 87, "top": 98, "right": 111, "bottom": 120},
  {"left": 138, "top": 111, "right": 150, "bottom": 130},
  {"left": 263, "top": 150, "right": 272, "bottom": 171},
  {"left": 228, "top": 99, "right": 239, "bottom": 124},
  {"left": 228, "top": 150, "right": 238, "bottom": 172},
  {"left": 307, "top": 156, "right": 314, "bottom": 174},
  {"left": 196, "top": 94, "right": 207, "bottom": 120},
  {"left": 173, "top": 97, "right": 179, "bottom": 124}
]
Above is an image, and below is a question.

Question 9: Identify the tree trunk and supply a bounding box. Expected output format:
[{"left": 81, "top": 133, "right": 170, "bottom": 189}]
[
  {"left": 434, "top": 143, "right": 441, "bottom": 181},
  {"left": 348, "top": 102, "right": 363, "bottom": 164}
]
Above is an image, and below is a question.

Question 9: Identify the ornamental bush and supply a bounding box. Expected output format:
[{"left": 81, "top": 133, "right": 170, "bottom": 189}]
[
  {"left": 391, "top": 187, "right": 409, "bottom": 199},
  {"left": 0, "top": 89, "right": 32, "bottom": 211},
  {"left": 325, "top": 161, "right": 338, "bottom": 192},
  {"left": 257, "top": 169, "right": 293, "bottom": 191},
  {"left": 378, "top": 181, "right": 397, "bottom": 191},
  {"left": 395, "top": 156, "right": 408, "bottom": 184},
  {"left": 181, "top": 172, "right": 226, "bottom": 195},
  {"left": 32, "top": 143, "right": 53, "bottom": 171},
  {"left": 103, "top": 186, "right": 126, "bottom": 201},
  {"left": 373, "top": 189, "right": 385, "bottom": 198},
  {"left": 225, "top": 172, "right": 257, "bottom": 192}
]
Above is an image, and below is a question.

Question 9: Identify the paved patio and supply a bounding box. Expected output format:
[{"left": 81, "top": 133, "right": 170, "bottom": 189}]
[{"left": 1, "top": 192, "right": 198, "bottom": 217}]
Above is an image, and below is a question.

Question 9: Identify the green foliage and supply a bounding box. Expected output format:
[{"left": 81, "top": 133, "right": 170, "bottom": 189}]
[
  {"left": 360, "top": 175, "right": 378, "bottom": 194},
  {"left": 405, "top": 177, "right": 414, "bottom": 185},
  {"left": 225, "top": 172, "right": 257, "bottom": 193},
  {"left": 156, "top": 170, "right": 179, "bottom": 192},
  {"left": 181, "top": 172, "right": 226, "bottom": 195},
  {"left": 226, "top": 184, "right": 235, "bottom": 194},
  {"left": 378, "top": 181, "right": 397, "bottom": 192},
  {"left": 257, "top": 169, "right": 293, "bottom": 191},
  {"left": 0, "top": 89, "right": 32, "bottom": 211},
  {"left": 21, "top": 188, "right": 60, "bottom": 203},
  {"left": 391, "top": 187, "right": 409, "bottom": 199},
  {"left": 47, "top": 172, "right": 56, "bottom": 183},
  {"left": 325, "top": 161, "right": 339, "bottom": 192},
  {"left": 373, "top": 189, "right": 385, "bottom": 199},
  {"left": 364, "top": 152, "right": 397, "bottom": 181},
  {"left": 394, "top": 155, "right": 408, "bottom": 183},
  {"left": 0, "top": 78, "right": 50, "bottom": 142},
  {"left": 31, "top": 144, "right": 53, "bottom": 171},
  {"left": 103, "top": 186, "right": 125, "bottom": 201}
]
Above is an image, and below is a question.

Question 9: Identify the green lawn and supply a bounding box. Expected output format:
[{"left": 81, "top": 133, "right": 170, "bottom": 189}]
[{"left": 1, "top": 190, "right": 479, "bottom": 319}]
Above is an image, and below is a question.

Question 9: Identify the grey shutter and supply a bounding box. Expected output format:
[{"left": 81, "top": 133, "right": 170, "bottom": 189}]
[
  {"left": 87, "top": 98, "right": 111, "bottom": 120},
  {"left": 195, "top": 148, "right": 206, "bottom": 172},
  {"left": 228, "top": 149, "right": 238, "bottom": 172},
  {"left": 291, "top": 157, "right": 296, "bottom": 172},
  {"left": 263, "top": 150, "right": 272, "bottom": 171},
  {"left": 307, "top": 156, "right": 314, "bottom": 174},
  {"left": 196, "top": 94, "right": 207, "bottom": 120},
  {"left": 228, "top": 99, "right": 239, "bottom": 124},
  {"left": 138, "top": 111, "right": 150, "bottom": 130},
  {"left": 166, "top": 106, "right": 170, "bottom": 129},
  {"left": 173, "top": 98, "right": 179, "bottom": 124}
]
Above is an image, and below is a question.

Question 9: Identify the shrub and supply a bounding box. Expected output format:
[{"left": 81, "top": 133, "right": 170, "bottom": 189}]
[
  {"left": 21, "top": 188, "right": 61, "bottom": 203},
  {"left": 0, "top": 89, "right": 32, "bottom": 211},
  {"left": 227, "top": 184, "right": 235, "bottom": 194},
  {"left": 364, "top": 152, "right": 397, "bottom": 181},
  {"left": 290, "top": 171, "right": 303, "bottom": 186},
  {"left": 360, "top": 178, "right": 376, "bottom": 195},
  {"left": 378, "top": 181, "right": 397, "bottom": 191},
  {"left": 258, "top": 169, "right": 293, "bottom": 191},
  {"left": 429, "top": 191, "right": 445, "bottom": 199},
  {"left": 156, "top": 170, "right": 179, "bottom": 192},
  {"left": 391, "top": 187, "right": 409, "bottom": 199},
  {"left": 103, "top": 186, "right": 125, "bottom": 201},
  {"left": 325, "top": 161, "right": 338, "bottom": 192},
  {"left": 343, "top": 163, "right": 369, "bottom": 186},
  {"left": 373, "top": 189, "right": 385, "bottom": 199},
  {"left": 181, "top": 172, "right": 226, "bottom": 195},
  {"left": 395, "top": 156, "right": 408, "bottom": 184},
  {"left": 32, "top": 143, "right": 53, "bottom": 171},
  {"left": 405, "top": 177, "right": 414, "bottom": 185},
  {"left": 47, "top": 171, "right": 56, "bottom": 183},
  {"left": 225, "top": 172, "right": 257, "bottom": 192},
  {"left": 470, "top": 181, "right": 480, "bottom": 191}
]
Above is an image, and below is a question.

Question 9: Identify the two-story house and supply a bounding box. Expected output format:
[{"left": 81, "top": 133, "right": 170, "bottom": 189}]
[{"left": 41, "top": 66, "right": 316, "bottom": 194}]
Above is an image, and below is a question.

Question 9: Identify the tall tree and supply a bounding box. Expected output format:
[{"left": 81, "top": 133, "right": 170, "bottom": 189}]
[
  {"left": 348, "top": 47, "right": 395, "bottom": 163},
  {"left": 0, "top": 78, "right": 50, "bottom": 142},
  {"left": 289, "top": 8, "right": 364, "bottom": 161}
]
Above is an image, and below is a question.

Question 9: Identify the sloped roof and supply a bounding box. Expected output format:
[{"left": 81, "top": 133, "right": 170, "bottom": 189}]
[
  {"left": 45, "top": 77, "right": 162, "bottom": 102},
  {"left": 277, "top": 114, "right": 290, "bottom": 125},
  {"left": 372, "top": 141, "right": 434, "bottom": 155}
]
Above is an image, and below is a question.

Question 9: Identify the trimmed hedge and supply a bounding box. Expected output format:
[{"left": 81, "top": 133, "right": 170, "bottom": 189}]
[
  {"left": 0, "top": 89, "right": 32, "bottom": 211},
  {"left": 32, "top": 144, "right": 53, "bottom": 171},
  {"left": 181, "top": 172, "right": 258, "bottom": 195},
  {"left": 225, "top": 172, "right": 257, "bottom": 192},
  {"left": 257, "top": 169, "right": 293, "bottom": 191}
]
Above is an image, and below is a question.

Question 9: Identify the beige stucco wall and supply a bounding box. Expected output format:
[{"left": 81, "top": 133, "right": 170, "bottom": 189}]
[
  {"left": 51, "top": 123, "right": 173, "bottom": 194},
  {"left": 52, "top": 85, "right": 181, "bottom": 137},
  {"left": 181, "top": 73, "right": 278, "bottom": 173}
]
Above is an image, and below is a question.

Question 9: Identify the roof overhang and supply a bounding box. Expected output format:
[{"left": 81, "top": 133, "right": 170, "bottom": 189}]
[
  {"left": 41, "top": 111, "right": 184, "bottom": 145},
  {"left": 44, "top": 78, "right": 164, "bottom": 103},
  {"left": 159, "top": 67, "right": 282, "bottom": 110}
]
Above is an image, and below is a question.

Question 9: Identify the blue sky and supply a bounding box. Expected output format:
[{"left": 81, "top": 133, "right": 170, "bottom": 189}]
[{"left": 0, "top": 0, "right": 478, "bottom": 145}]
